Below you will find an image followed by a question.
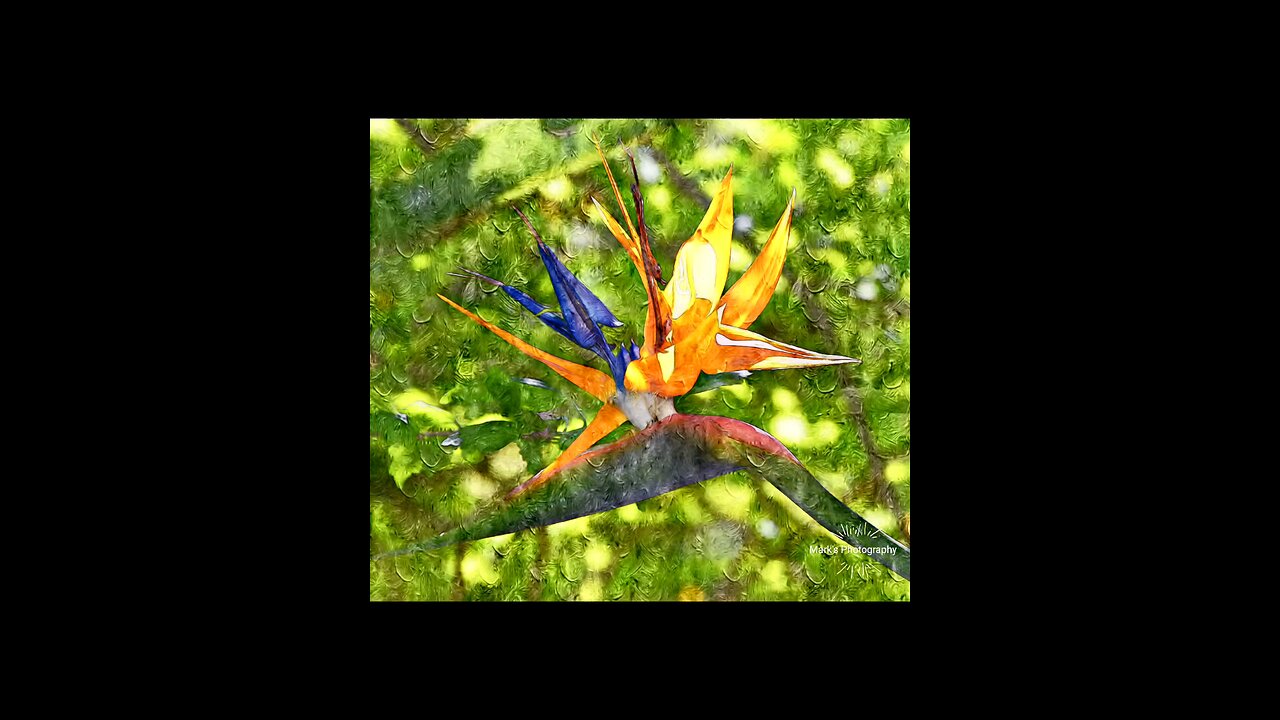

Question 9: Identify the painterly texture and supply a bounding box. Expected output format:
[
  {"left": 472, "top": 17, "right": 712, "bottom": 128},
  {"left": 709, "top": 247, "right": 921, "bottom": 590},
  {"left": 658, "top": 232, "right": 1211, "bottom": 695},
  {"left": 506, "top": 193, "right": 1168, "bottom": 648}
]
[{"left": 371, "top": 119, "right": 911, "bottom": 601}]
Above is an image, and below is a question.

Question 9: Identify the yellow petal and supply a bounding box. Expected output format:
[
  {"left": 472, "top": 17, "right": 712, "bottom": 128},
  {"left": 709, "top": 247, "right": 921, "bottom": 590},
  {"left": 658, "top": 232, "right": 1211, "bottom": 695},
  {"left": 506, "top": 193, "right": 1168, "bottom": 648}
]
[
  {"left": 665, "top": 169, "right": 734, "bottom": 320},
  {"left": 718, "top": 189, "right": 793, "bottom": 329},
  {"left": 667, "top": 241, "right": 718, "bottom": 319},
  {"left": 703, "top": 323, "right": 858, "bottom": 374},
  {"left": 506, "top": 403, "right": 627, "bottom": 497},
  {"left": 438, "top": 294, "right": 616, "bottom": 402}
]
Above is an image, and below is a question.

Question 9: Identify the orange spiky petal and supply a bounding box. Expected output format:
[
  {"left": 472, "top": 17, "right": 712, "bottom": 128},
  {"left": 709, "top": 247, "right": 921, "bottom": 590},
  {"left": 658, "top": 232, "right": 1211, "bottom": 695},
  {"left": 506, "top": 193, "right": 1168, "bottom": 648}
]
[
  {"left": 437, "top": 294, "right": 616, "bottom": 402},
  {"left": 506, "top": 403, "right": 627, "bottom": 498},
  {"left": 594, "top": 137, "right": 673, "bottom": 358},
  {"left": 624, "top": 155, "right": 673, "bottom": 357},
  {"left": 591, "top": 136, "right": 640, "bottom": 247},
  {"left": 588, "top": 195, "right": 675, "bottom": 352},
  {"left": 591, "top": 197, "right": 647, "bottom": 287}
]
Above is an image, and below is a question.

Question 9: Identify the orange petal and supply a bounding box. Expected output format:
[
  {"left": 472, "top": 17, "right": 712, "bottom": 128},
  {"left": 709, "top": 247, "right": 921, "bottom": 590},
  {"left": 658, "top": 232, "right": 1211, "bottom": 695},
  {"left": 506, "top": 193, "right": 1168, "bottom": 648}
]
[
  {"left": 591, "top": 197, "right": 645, "bottom": 280},
  {"left": 703, "top": 323, "right": 858, "bottom": 374},
  {"left": 718, "top": 189, "right": 793, "bottom": 329},
  {"left": 594, "top": 194, "right": 672, "bottom": 359},
  {"left": 591, "top": 136, "right": 640, "bottom": 248},
  {"left": 590, "top": 194, "right": 673, "bottom": 359},
  {"left": 624, "top": 300, "right": 720, "bottom": 397},
  {"left": 437, "top": 294, "right": 615, "bottom": 402},
  {"left": 594, "top": 138, "right": 672, "bottom": 357},
  {"left": 665, "top": 169, "right": 734, "bottom": 320},
  {"left": 507, "top": 403, "right": 627, "bottom": 497}
]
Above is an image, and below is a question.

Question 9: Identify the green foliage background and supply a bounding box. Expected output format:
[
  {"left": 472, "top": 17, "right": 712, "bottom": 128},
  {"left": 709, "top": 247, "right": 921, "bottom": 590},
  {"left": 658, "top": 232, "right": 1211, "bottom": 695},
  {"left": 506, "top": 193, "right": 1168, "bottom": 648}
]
[{"left": 370, "top": 119, "right": 910, "bottom": 601}]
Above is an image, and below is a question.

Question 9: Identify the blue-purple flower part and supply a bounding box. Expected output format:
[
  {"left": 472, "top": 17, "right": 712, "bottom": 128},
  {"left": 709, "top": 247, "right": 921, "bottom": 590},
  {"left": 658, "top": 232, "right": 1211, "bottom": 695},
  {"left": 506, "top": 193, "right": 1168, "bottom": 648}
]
[{"left": 451, "top": 206, "right": 637, "bottom": 388}]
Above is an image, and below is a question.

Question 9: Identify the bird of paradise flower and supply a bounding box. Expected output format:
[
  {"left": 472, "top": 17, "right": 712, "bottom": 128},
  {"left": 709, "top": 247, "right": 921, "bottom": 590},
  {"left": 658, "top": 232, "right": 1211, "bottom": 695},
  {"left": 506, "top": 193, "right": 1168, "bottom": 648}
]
[{"left": 378, "top": 138, "right": 910, "bottom": 581}]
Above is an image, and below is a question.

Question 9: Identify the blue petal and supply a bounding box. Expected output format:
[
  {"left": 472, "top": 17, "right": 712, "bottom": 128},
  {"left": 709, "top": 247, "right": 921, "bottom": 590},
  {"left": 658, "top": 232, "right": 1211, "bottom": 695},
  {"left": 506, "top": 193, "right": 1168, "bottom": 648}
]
[
  {"left": 536, "top": 240, "right": 619, "bottom": 363},
  {"left": 531, "top": 238, "right": 623, "bottom": 328},
  {"left": 514, "top": 207, "right": 629, "bottom": 387},
  {"left": 536, "top": 246, "right": 630, "bottom": 387},
  {"left": 452, "top": 268, "right": 576, "bottom": 343},
  {"left": 498, "top": 286, "right": 574, "bottom": 340},
  {"left": 612, "top": 339, "right": 642, "bottom": 368}
]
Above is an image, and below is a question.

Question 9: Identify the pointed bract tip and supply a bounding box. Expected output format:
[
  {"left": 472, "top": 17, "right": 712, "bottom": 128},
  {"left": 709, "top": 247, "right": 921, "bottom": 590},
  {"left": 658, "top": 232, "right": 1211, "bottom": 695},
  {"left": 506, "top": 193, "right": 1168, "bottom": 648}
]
[
  {"left": 453, "top": 267, "right": 501, "bottom": 286},
  {"left": 513, "top": 205, "right": 547, "bottom": 246}
]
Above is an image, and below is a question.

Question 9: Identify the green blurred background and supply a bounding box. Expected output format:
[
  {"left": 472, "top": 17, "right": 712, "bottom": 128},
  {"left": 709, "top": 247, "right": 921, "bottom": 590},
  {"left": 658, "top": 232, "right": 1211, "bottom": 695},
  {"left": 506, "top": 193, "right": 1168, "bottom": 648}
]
[{"left": 370, "top": 119, "right": 910, "bottom": 600}]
